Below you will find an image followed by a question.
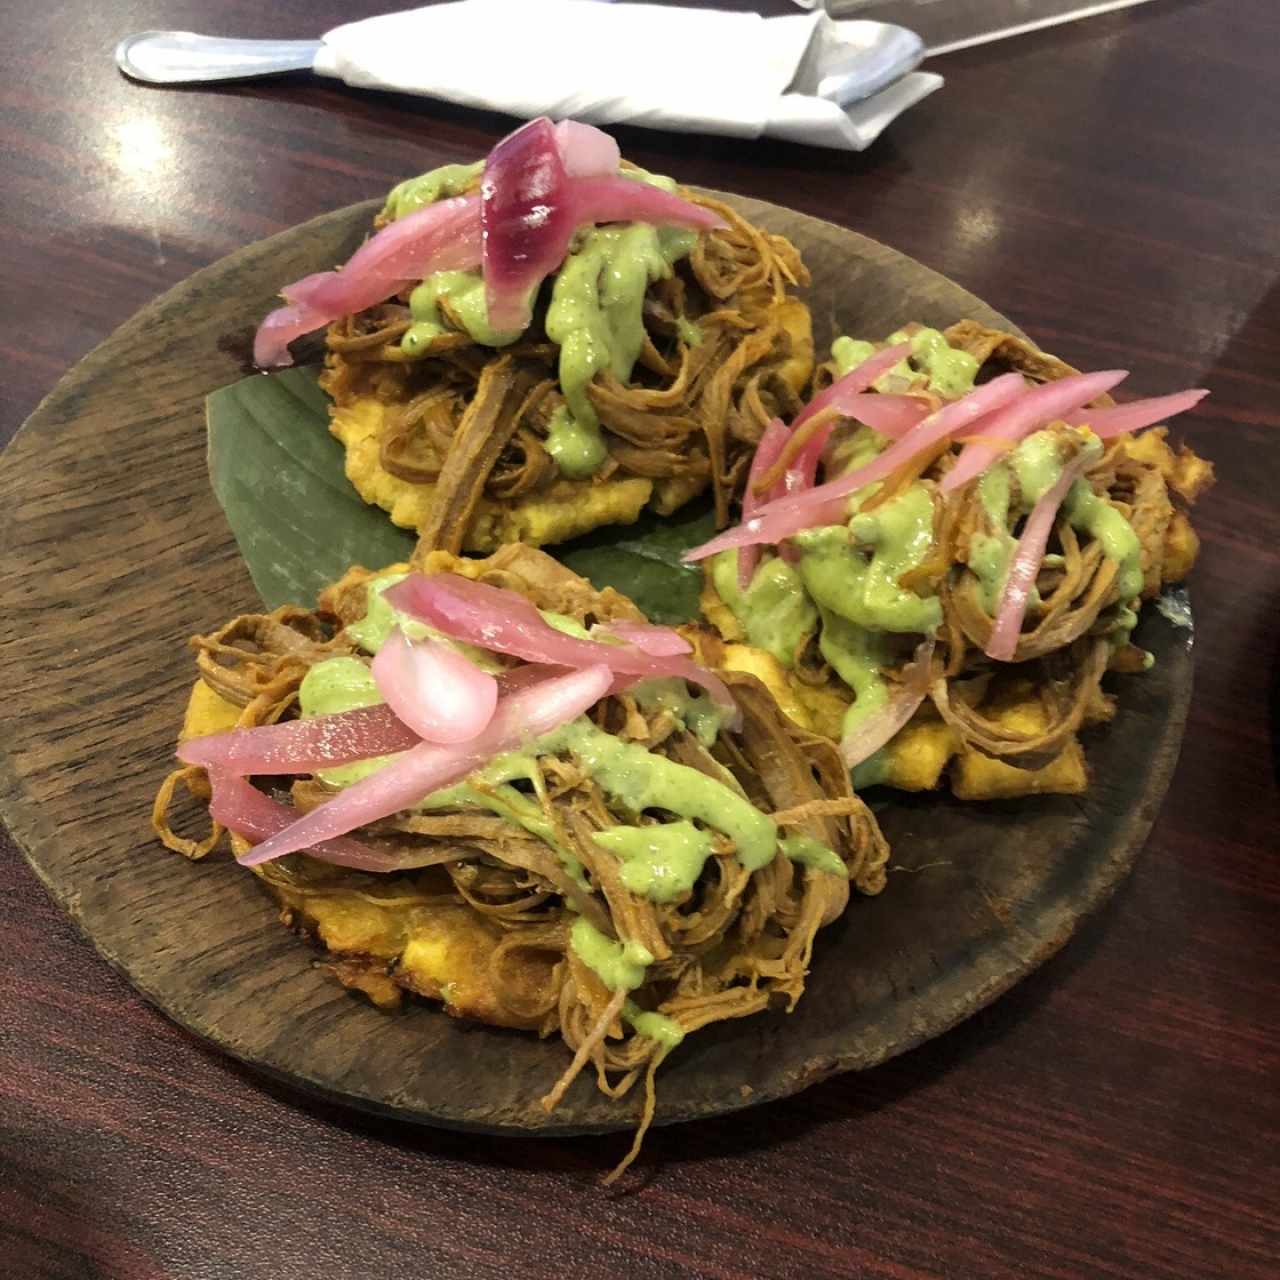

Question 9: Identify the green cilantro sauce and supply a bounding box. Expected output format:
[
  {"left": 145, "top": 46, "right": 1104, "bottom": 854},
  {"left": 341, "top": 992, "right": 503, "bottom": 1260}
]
[
  {"left": 791, "top": 484, "right": 942, "bottom": 635},
  {"left": 403, "top": 271, "right": 521, "bottom": 354},
  {"left": 592, "top": 820, "right": 716, "bottom": 903},
  {"left": 708, "top": 552, "right": 817, "bottom": 669},
  {"left": 630, "top": 677, "right": 723, "bottom": 747},
  {"left": 382, "top": 161, "right": 483, "bottom": 220},
  {"left": 385, "top": 161, "right": 698, "bottom": 479},
  {"left": 623, "top": 1002, "right": 685, "bottom": 1049},
  {"left": 544, "top": 218, "right": 695, "bottom": 476},
  {"left": 778, "top": 834, "right": 846, "bottom": 877},
  {"left": 832, "top": 327, "right": 978, "bottom": 401},
  {"left": 562, "top": 925, "right": 686, "bottom": 1048},
  {"left": 569, "top": 919, "right": 652, "bottom": 990}
]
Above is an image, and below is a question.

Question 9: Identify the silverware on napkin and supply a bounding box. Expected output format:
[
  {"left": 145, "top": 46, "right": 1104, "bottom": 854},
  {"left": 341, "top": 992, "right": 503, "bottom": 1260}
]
[{"left": 115, "top": 24, "right": 922, "bottom": 110}]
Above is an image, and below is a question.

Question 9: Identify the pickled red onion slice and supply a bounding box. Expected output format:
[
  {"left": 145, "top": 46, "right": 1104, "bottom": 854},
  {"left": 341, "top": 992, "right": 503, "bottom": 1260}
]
[
  {"left": 1065, "top": 388, "right": 1209, "bottom": 439},
  {"left": 829, "top": 392, "right": 933, "bottom": 441},
  {"left": 385, "top": 573, "right": 737, "bottom": 720},
  {"left": 593, "top": 620, "right": 692, "bottom": 657},
  {"left": 371, "top": 626, "right": 498, "bottom": 744},
  {"left": 238, "top": 664, "right": 613, "bottom": 866},
  {"left": 563, "top": 175, "right": 723, "bottom": 233},
  {"left": 207, "top": 769, "right": 420, "bottom": 873},
  {"left": 178, "top": 703, "right": 420, "bottom": 774},
  {"left": 255, "top": 196, "right": 482, "bottom": 366},
  {"left": 787, "top": 344, "right": 911, "bottom": 488},
  {"left": 252, "top": 298, "right": 336, "bottom": 369},
  {"left": 482, "top": 118, "right": 574, "bottom": 332},
  {"left": 554, "top": 119, "right": 621, "bottom": 176},
  {"left": 941, "top": 369, "right": 1129, "bottom": 494},
  {"left": 256, "top": 170, "right": 718, "bottom": 366},
  {"left": 684, "top": 373, "right": 1029, "bottom": 562},
  {"left": 840, "top": 637, "right": 935, "bottom": 768},
  {"left": 986, "top": 454, "right": 1094, "bottom": 662},
  {"left": 738, "top": 418, "right": 791, "bottom": 590}
]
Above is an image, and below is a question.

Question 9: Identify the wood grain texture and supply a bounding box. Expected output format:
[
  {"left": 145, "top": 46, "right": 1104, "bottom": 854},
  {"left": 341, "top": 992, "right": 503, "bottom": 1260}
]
[
  {"left": 0, "top": 189, "right": 1192, "bottom": 1137},
  {"left": 1, "top": 1, "right": 1276, "bottom": 1277}
]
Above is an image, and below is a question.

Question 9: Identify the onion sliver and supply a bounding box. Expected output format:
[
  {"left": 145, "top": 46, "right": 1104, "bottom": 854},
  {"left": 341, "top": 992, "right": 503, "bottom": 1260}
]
[
  {"left": 593, "top": 620, "right": 692, "bottom": 657},
  {"left": 986, "top": 454, "right": 1094, "bottom": 662},
  {"left": 828, "top": 392, "right": 933, "bottom": 441},
  {"left": 371, "top": 626, "right": 498, "bottom": 744},
  {"left": 787, "top": 343, "right": 911, "bottom": 488},
  {"left": 386, "top": 573, "right": 737, "bottom": 720},
  {"left": 738, "top": 418, "right": 791, "bottom": 589},
  {"left": 238, "top": 664, "right": 614, "bottom": 866},
  {"left": 482, "top": 118, "right": 574, "bottom": 332},
  {"left": 554, "top": 119, "right": 620, "bottom": 176},
  {"left": 207, "top": 769, "right": 428, "bottom": 873},
  {"left": 178, "top": 704, "right": 420, "bottom": 774},
  {"left": 684, "top": 373, "right": 1028, "bottom": 562},
  {"left": 1065, "top": 388, "right": 1209, "bottom": 439},
  {"left": 941, "top": 369, "right": 1129, "bottom": 493},
  {"left": 563, "top": 175, "right": 724, "bottom": 233},
  {"left": 840, "top": 637, "right": 936, "bottom": 768}
]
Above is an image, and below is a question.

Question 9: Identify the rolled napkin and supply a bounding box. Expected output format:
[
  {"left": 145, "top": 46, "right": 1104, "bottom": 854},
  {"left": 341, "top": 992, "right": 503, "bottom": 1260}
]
[{"left": 313, "top": 0, "right": 942, "bottom": 152}]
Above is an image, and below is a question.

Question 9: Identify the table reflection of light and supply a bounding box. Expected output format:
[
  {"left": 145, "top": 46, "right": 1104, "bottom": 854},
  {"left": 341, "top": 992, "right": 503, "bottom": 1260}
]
[
  {"left": 955, "top": 205, "right": 1001, "bottom": 250},
  {"left": 111, "top": 116, "right": 172, "bottom": 175}
]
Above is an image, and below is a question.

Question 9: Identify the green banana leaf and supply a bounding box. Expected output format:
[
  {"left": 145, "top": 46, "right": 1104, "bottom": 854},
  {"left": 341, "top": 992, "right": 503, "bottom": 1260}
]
[{"left": 205, "top": 367, "right": 712, "bottom": 623}]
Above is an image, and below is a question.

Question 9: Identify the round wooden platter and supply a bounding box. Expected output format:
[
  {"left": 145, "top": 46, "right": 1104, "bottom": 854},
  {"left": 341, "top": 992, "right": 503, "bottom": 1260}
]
[{"left": 0, "top": 192, "right": 1192, "bottom": 1135}]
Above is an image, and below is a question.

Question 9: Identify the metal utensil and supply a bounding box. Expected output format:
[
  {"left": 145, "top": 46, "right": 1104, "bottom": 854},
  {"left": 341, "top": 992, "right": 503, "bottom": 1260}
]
[
  {"left": 791, "top": 21, "right": 925, "bottom": 107},
  {"left": 812, "top": 0, "right": 1158, "bottom": 56},
  {"left": 115, "top": 31, "right": 322, "bottom": 84},
  {"left": 114, "top": 21, "right": 922, "bottom": 107}
]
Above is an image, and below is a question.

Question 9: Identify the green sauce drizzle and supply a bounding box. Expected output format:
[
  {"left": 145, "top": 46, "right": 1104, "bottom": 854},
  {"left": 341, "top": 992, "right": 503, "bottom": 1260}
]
[
  {"left": 832, "top": 327, "right": 977, "bottom": 401},
  {"left": 623, "top": 1002, "right": 685, "bottom": 1049},
  {"left": 544, "top": 221, "right": 694, "bottom": 477},
  {"left": 814, "top": 606, "right": 895, "bottom": 742},
  {"left": 778, "top": 834, "right": 847, "bottom": 877},
  {"left": 792, "top": 485, "right": 942, "bottom": 636},
  {"left": 544, "top": 404, "right": 609, "bottom": 478},
  {"left": 570, "top": 918, "right": 652, "bottom": 991},
  {"left": 631, "top": 677, "right": 725, "bottom": 747},
  {"left": 709, "top": 551, "right": 818, "bottom": 669},
  {"left": 382, "top": 161, "right": 482, "bottom": 220},
  {"left": 527, "top": 719, "right": 778, "bottom": 871},
  {"left": 592, "top": 820, "right": 716, "bottom": 903},
  {"left": 402, "top": 270, "right": 521, "bottom": 354}
]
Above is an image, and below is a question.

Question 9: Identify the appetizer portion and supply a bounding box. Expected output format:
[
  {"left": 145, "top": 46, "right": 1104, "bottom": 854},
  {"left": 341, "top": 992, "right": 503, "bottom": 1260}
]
[
  {"left": 155, "top": 546, "right": 888, "bottom": 1146},
  {"left": 255, "top": 119, "right": 813, "bottom": 552},
  {"left": 690, "top": 322, "right": 1212, "bottom": 798}
]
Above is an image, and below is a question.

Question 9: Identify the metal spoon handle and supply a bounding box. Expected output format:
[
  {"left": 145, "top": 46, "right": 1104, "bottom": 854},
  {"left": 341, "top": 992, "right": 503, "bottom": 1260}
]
[{"left": 115, "top": 31, "right": 321, "bottom": 84}]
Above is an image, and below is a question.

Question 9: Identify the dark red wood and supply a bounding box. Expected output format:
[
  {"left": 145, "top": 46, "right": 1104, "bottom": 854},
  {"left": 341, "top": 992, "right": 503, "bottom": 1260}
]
[{"left": 1, "top": 2, "right": 1276, "bottom": 1277}]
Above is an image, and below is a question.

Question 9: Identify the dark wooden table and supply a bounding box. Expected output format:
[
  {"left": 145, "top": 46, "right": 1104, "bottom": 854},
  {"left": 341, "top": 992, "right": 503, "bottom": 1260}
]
[{"left": 2, "top": 2, "right": 1276, "bottom": 1276}]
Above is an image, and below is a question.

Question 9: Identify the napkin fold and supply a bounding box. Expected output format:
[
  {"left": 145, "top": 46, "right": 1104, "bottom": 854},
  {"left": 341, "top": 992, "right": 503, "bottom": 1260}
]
[{"left": 313, "top": 0, "right": 941, "bottom": 151}]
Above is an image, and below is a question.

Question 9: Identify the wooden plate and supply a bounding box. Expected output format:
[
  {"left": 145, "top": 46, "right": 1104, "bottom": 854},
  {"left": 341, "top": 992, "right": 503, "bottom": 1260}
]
[{"left": 0, "top": 193, "right": 1192, "bottom": 1134}]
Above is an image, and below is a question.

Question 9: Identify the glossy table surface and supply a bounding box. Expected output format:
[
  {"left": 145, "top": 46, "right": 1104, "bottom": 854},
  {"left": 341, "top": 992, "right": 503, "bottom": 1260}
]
[{"left": 1, "top": 2, "right": 1276, "bottom": 1277}]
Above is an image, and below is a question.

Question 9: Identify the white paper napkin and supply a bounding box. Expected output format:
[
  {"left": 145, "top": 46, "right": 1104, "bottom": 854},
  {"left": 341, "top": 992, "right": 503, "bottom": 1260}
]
[{"left": 313, "top": 0, "right": 942, "bottom": 151}]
